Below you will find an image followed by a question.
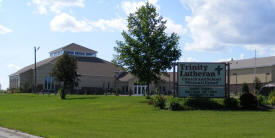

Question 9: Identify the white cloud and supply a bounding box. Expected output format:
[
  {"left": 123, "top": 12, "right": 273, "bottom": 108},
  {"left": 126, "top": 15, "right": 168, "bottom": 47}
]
[
  {"left": 244, "top": 44, "right": 269, "bottom": 56},
  {"left": 182, "top": 0, "right": 275, "bottom": 53},
  {"left": 8, "top": 64, "right": 20, "bottom": 70},
  {"left": 121, "top": 0, "right": 185, "bottom": 35},
  {"left": 165, "top": 17, "right": 186, "bottom": 34},
  {"left": 31, "top": 0, "right": 85, "bottom": 14},
  {"left": 0, "top": 25, "right": 12, "bottom": 34},
  {"left": 216, "top": 58, "right": 232, "bottom": 62},
  {"left": 50, "top": 13, "right": 126, "bottom": 32},
  {"left": 121, "top": 0, "right": 159, "bottom": 15},
  {"left": 182, "top": 57, "right": 197, "bottom": 62},
  {"left": 50, "top": 13, "right": 92, "bottom": 32},
  {"left": 89, "top": 18, "right": 127, "bottom": 32}
]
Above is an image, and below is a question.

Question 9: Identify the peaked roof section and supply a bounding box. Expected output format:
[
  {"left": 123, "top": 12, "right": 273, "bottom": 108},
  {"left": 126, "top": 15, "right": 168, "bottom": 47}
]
[
  {"left": 9, "top": 56, "right": 59, "bottom": 76},
  {"left": 76, "top": 57, "right": 123, "bottom": 77},
  {"left": 49, "top": 43, "right": 97, "bottom": 54},
  {"left": 230, "top": 56, "right": 275, "bottom": 70}
]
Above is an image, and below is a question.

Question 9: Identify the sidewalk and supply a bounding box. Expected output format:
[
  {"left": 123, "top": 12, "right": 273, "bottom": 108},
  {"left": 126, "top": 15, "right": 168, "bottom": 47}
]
[{"left": 0, "top": 127, "right": 42, "bottom": 138}]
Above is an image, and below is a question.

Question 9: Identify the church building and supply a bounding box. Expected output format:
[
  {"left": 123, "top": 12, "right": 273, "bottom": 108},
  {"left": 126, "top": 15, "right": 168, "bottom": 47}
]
[{"left": 9, "top": 43, "right": 175, "bottom": 95}]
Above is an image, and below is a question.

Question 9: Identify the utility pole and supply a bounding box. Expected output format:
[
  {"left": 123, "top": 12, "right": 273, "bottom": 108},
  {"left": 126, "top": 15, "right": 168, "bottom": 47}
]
[
  {"left": 254, "top": 48, "right": 257, "bottom": 93},
  {"left": 34, "top": 46, "right": 39, "bottom": 93}
]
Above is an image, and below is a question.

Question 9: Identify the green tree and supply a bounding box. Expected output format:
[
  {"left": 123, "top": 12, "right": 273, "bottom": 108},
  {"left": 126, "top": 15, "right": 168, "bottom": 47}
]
[
  {"left": 51, "top": 53, "right": 79, "bottom": 99},
  {"left": 113, "top": 3, "right": 181, "bottom": 96},
  {"left": 242, "top": 83, "right": 249, "bottom": 94},
  {"left": 111, "top": 59, "right": 126, "bottom": 71}
]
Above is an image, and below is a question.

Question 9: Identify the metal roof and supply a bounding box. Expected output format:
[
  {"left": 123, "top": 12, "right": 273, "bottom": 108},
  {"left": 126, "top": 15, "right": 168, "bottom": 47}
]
[
  {"left": 9, "top": 56, "right": 59, "bottom": 76},
  {"left": 229, "top": 56, "right": 275, "bottom": 70},
  {"left": 9, "top": 56, "right": 123, "bottom": 78},
  {"left": 49, "top": 43, "right": 97, "bottom": 54}
]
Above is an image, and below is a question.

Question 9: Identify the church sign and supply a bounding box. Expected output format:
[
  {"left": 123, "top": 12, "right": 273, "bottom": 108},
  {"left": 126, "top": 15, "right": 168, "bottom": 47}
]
[{"left": 177, "top": 62, "right": 226, "bottom": 98}]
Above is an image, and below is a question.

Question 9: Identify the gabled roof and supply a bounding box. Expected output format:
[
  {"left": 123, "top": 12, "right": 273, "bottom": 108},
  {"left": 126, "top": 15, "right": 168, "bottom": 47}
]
[
  {"left": 9, "top": 56, "right": 59, "bottom": 76},
  {"left": 9, "top": 56, "right": 124, "bottom": 77},
  {"left": 49, "top": 43, "right": 97, "bottom": 54},
  {"left": 229, "top": 56, "right": 275, "bottom": 70}
]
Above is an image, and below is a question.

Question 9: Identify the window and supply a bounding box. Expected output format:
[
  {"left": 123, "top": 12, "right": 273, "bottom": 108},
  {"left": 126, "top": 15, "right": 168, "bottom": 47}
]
[
  {"left": 45, "top": 76, "right": 54, "bottom": 90},
  {"left": 134, "top": 86, "right": 137, "bottom": 94},
  {"left": 86, "top": 53, "right": 96, "bottom": 57},
  {"left": 65, "top": 51, "right": 74, "bottom": 55},
  {"left": 75, "top": 51, "right": 85, "bottom": 56}
]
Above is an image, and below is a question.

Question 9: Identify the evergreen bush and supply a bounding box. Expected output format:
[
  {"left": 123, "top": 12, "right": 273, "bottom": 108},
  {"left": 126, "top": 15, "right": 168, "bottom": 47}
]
[
  {"left": 224, "top": 97, "right": 239, "bottom": 109},
  {"left": 240, "top": 92, "right": 258, "bottom": 108}
]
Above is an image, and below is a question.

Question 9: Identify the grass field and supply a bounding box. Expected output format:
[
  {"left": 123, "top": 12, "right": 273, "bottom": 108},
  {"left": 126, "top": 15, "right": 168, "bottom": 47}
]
[{"left": 0, "top": 94, "right": 274, "bottom": 138}]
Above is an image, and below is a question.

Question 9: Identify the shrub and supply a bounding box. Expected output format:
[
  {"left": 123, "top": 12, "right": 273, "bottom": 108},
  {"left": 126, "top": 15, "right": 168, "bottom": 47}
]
[
  {"left": 269, "top": 97, "right": 275, "bottom": 105},
  {"left": 240, "top": 93, "right": 258, "bottom": 108},
  {"left": 21, "top": 81, "right": 31, "bottom": 93},
  {"left": 184, "top": 98, "right": 223, "bottom": 110},
  {"left": 242, "top": 83, "right": 249, "bottom": 94},
  {"left": 152, "top": 95, "right": 166, "bottom": 109},
  {"left": 224, "top": 97, "right": 239, "bottom": 109},
  {"left": 58, "top": 88, "right": 66, "bottom": 99},
  {"left": 268, "top": 91, "right": 275, "bottom": 105},
  {"left": 115, "top": 88, "right": 119, "bottom": 96},
  {"left": 259, "top": 87, "right": 273, "bottom": 96},
  {"left": 147, "top": 98, "right": 153, "bottom": 105},
  {"left": 14, "top": 88, "right": 21, "bottom": 93},
  {"left": 258, "top": 95, "right": 268, "bottom": 105},
  {"left": 165, "top": 96, "right": 181, "bottom": 110}
]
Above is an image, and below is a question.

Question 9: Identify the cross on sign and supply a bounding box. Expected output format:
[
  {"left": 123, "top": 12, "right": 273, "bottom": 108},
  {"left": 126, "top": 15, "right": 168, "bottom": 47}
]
[{"left": 215, "top": 65, "right": 223, "bottom": 75}]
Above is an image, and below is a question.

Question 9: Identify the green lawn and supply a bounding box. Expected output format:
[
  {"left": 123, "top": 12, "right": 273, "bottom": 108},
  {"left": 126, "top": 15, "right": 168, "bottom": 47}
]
[{"left": 0, "top": 94, "right": 274, "bottom": 138}]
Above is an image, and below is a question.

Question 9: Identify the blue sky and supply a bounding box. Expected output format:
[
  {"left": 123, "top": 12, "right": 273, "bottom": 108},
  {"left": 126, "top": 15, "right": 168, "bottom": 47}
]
[{"left": 1, "top": 0, "right": 275, "bottom": 89}]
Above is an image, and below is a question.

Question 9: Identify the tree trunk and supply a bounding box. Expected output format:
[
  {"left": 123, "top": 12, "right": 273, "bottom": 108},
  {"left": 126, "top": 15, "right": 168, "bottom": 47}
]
[
  {"left": 60, "top": 81, "right": 66, "bottom": 99},
  {"left": 60, "top": 88, "right": 66, "bottom": 99},
  {"left": 146, "top": 83, "right": 150, "bottom": 98}
]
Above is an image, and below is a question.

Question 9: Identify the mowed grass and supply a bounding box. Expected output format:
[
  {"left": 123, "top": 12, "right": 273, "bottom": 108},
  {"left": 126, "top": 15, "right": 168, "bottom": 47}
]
[{"left": 0, "top": 94, "right": 274, "bottom": 138}]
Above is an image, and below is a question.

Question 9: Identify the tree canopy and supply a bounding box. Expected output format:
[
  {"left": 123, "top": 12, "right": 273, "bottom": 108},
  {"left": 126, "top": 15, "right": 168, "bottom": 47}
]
[
  {"left": 51, "top": 53, "right": 79, "bottom": 99},
  {"left": 113, "top": 2, "right": 181, "bottom": 86}
]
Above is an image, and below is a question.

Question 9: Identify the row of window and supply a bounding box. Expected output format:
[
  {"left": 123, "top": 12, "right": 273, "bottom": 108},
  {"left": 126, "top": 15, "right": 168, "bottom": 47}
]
[
  {"left": 50, "top": 50, "right": 96, "bottom": 57},
  {"left": 50, "top": 51, "right": 64, "bottom": 57}
]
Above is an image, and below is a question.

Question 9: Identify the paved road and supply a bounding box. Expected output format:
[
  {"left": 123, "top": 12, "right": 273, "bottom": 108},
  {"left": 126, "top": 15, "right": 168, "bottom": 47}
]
[{"left": 0, "top": 127, "right": 42, "bottom": 138}]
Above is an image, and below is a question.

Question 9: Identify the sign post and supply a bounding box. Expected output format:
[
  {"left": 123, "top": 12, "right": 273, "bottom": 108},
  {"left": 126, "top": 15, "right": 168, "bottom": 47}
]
[{"left": 176, "top": 62, "right": 228, "bottom": 98}]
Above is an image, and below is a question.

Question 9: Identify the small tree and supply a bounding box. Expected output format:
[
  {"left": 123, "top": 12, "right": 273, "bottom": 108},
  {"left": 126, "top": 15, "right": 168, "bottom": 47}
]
[
  {"left": 113, "top": 3, "right": 181, "bottom": 96},
  {"left": 254, "top": 77, "right": 262, "bottom": 93},
  {"left": 51, "top": 53, "right": 79, "bottom": 99},
  {"left": 242, "top": 83, "right": 249, "bottom": 94}
]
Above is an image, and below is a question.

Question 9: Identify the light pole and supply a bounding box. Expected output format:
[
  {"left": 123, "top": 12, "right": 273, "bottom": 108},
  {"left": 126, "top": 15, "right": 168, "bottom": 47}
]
[
  {"left": 34, "top": 46, "right": 40, "bottom": 93},
  {"left": 233, "top": 73, "right": 237, "bottom": 95}
]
